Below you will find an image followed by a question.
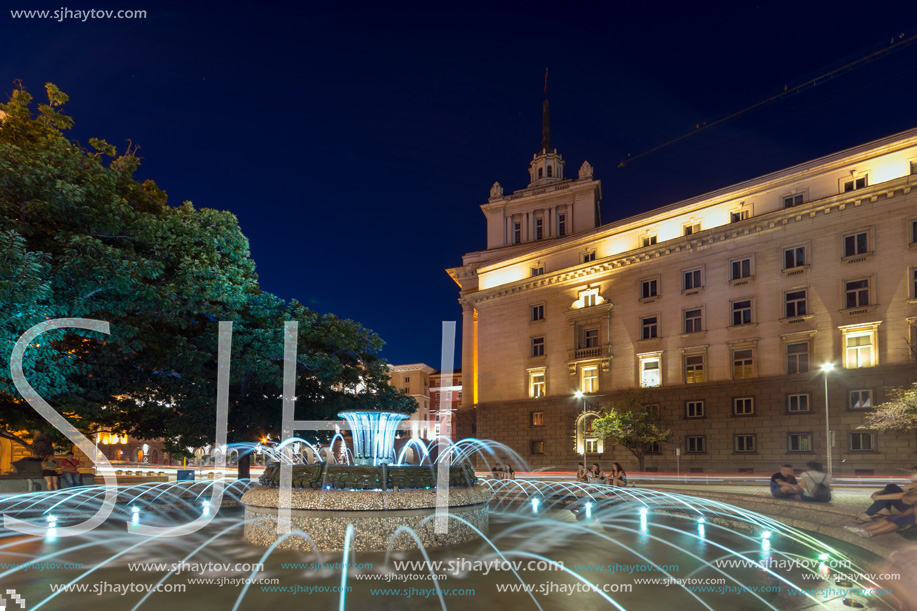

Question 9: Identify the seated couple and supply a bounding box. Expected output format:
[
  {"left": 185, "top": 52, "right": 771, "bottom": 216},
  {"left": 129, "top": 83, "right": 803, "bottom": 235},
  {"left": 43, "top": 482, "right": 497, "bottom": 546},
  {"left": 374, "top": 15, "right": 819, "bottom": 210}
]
[{"left": 770, "top": 462, "right": 831, "bottom": 502}]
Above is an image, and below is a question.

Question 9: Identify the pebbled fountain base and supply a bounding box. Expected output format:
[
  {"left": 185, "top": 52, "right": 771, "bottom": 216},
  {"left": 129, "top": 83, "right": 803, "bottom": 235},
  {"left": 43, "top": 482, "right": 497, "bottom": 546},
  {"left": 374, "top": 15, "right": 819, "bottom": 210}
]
[{"left": 241, "top": 484, "right": 492, "bottom": 551}]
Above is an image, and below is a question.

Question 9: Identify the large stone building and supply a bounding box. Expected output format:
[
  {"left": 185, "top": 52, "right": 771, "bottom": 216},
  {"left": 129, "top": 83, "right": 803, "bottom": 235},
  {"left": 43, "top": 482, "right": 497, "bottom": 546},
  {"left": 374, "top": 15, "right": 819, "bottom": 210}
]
[
  {"left": 448, "top": 100, "right": 917, "bottom": 473},
  {"left": 388, "top": 364, "right": 463, "bottom": 441}
]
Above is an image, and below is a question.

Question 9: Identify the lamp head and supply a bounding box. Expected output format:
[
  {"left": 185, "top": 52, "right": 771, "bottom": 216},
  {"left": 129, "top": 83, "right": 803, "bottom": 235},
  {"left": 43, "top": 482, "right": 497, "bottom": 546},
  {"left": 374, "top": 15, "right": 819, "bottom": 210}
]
[
  {"left": 821, "top": 363, "right": 835, "bottom": 373},
  {"left": 574, "top": 391, "right": 584, "bottom": 399}
]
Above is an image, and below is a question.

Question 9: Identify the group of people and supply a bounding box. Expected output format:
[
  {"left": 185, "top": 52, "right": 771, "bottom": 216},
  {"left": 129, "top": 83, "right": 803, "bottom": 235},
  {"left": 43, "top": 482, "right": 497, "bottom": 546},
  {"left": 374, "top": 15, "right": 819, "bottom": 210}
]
[
  {"left": 490, "top": 463, "right": 515, "bottom": 480},
  {"left": 771, "top": 462, "right": 917, "bottom": 538},
  {"left": 40, "top": 452, "right": 82, "bottom": 491},
  {"left": 576, "top": 462, "right": 628, "bottom": 487}
]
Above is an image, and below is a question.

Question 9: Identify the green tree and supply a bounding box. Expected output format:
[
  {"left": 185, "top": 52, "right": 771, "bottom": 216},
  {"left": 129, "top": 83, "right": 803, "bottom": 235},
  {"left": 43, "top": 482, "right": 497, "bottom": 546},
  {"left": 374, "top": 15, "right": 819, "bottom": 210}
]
[
  {"left": 0, "top": 83, "right": 413, "bottom": 465},
  {"left": 590, "top": 391, "right": 673, "bottom": 472},
  {"left": 861, "top": 383, "right": 917, "bottom": 432}
]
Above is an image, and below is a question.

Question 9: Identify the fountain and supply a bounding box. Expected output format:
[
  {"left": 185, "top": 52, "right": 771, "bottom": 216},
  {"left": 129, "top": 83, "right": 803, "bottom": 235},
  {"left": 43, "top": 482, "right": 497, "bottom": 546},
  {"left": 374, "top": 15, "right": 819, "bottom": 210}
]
[{"left": 239, "top": 411, "right": 492, "bottom": 551}]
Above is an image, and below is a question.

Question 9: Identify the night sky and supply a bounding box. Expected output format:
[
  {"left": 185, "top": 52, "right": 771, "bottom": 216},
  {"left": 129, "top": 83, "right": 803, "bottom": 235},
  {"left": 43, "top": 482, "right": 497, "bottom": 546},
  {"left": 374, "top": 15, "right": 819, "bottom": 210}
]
[{"left": 4, "top": 2, "right": 917, "bottom": 367}]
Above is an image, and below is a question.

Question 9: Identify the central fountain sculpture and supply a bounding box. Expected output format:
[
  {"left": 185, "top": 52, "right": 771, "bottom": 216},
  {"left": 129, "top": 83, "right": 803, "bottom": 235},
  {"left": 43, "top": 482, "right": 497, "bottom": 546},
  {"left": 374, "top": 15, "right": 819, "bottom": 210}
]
[{"left": 240, "top": 411, "right": 491, "bottom": 552}]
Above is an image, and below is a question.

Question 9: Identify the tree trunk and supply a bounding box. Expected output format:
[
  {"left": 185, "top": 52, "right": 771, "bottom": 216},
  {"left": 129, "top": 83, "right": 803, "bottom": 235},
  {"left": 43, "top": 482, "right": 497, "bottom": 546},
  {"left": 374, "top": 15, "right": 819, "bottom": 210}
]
[{"left": 237, "top": 453, "right": 251, "bottom": 480}]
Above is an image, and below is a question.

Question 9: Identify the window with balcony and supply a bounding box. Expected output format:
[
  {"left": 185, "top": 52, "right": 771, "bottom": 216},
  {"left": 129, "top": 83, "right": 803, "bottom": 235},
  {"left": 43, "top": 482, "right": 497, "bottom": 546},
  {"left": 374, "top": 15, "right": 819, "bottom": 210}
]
[
  {"left": 849, "top": 389, "right": 873, "bottom": 409},
  {"left": 641, "top": 278, "right": 659, "bottom": 299},
  {"left": 684, "top": 354, "right": 704, "bottom": 383},
  {"left": 686, "top": 436, "right": 706, "bottom": 453},
  {"left": 531, "top": 304, "right": 544, "bottom": 321},
  {"left": 848, "top": 432, "right": 876, "bottom": 452},
  {"left": 732, "top": 349, "right": 754, "bottom": 379},
  {"left": 786, "top": 342, "right": 809, "bottom": 374},
  {"left": 730, "top": 258, "right": 751, "bottom": 280},
  {"left": 733, "top": 397, "right": 754, "bottom": 416},
  {"left": 686, "top": 400, "right": 704, "bottom": 418},
  {"left": 785, "top": 289, "right": 807, "bottom": 318},
  {"left": 784, "top": 245, "right": 806, "bottom": 270},
  {"left": 788, "top": 432, "right": 812, "bottom": 452},
  {"left": 683, "top": 269, "right": 702, "bottom": 290},
  {"left": 734, "top": 434, "right": 756, "bottom": 453},
  {"left": 787, "top": 393, "right": 810, "bottom": 413},
  {"left": 531, "top": 337, "right": 545, "bottom": 357},
  {"left": 783, "top": 194, "right": 804, "bottom": 208},
  {"left": 641, "top": 316, "right": 658, "bottom": 340},
  {"left": 581, "top": 366, "right": 599, "bottom": 393},
  {"left": 584, "top": 328, "right": 598, "bottom": 348},
  {"left": 843, "top": 231, "right": 869, "bottom": 257},
  {"left": 684, "top": 308, "right": 703, "bottom": 333},
  {"left": 731, "top": 300, "right": 752, "bottom": 326}
]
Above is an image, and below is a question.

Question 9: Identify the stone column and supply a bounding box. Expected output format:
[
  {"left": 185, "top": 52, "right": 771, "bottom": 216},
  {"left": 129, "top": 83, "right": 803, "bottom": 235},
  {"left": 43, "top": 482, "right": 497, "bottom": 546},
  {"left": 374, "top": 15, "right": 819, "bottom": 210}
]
[{"left": 461, "top": 299, "right": 476, "bottom": 409}]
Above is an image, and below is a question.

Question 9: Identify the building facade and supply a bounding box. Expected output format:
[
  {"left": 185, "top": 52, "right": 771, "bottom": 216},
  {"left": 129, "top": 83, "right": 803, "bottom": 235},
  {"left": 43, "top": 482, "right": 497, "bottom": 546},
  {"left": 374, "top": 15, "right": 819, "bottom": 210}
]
[
  {"left": 449, "top": 104, "right": 917, "bottom": 473},
  {"left": 388, "top": 364, "right": 463, "bottom": 441}
]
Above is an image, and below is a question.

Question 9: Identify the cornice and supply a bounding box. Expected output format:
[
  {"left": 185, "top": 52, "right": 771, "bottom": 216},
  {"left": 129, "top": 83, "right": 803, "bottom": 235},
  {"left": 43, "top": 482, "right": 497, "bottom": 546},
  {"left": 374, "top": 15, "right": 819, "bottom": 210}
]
[{"left": 463, "top": 176, "right": 914, "bottom": 306}]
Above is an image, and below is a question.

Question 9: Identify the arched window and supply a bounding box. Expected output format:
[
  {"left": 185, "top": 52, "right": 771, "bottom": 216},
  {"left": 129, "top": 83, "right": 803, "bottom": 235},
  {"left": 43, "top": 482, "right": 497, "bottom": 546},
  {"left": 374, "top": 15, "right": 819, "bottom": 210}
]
[
  {"left": 547, "top": 165, "right": 553, "bottom": 177},
  {"left": 538, "top": 167, "right": 543, "bottom": 179}
]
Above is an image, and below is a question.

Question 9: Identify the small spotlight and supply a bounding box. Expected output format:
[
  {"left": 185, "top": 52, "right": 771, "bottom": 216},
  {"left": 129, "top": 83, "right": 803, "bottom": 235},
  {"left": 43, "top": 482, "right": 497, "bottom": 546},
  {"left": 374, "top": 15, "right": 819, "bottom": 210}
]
[
  {"left": 818, "top": 553, "right": 829, "bottom": 561},
  {"left": 531, "top": 498, "right": 540, "bottom": 513},
  {"left": 639, "top": 507, "right": 648, "bottom": 517},
  {"left": 697, "top": 517, "right": 705, "bottom": 524},
  {"left": 762, "top": 531, "right": 772, "bottom": 539},
  {"left": 131, "top": 506, "right": 140, "bottom": 514},
  {"left": 585, "top": 501, "right": 592, "bottom": 519}
]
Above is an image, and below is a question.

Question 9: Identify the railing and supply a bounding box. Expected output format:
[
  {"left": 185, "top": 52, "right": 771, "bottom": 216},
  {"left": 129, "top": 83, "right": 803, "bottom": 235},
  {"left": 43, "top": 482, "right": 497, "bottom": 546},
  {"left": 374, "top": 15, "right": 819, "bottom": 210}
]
[{"left": 570, "top": 345, "right": 609, "bottom": 360}]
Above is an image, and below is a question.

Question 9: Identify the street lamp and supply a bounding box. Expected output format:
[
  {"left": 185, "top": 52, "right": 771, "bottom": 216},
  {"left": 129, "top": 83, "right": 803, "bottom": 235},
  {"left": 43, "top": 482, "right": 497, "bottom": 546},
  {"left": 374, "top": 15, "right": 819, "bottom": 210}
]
[
  {"left": 821, "top": 363, "right": 835, "bottom": 480},
  {"left": 575, "top": 390, "right": 587, "bottom": 475}
]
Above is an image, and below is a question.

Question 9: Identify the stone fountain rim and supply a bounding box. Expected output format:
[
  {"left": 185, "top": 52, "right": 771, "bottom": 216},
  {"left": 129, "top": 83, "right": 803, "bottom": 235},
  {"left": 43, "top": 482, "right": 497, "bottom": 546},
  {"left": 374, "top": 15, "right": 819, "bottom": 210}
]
[{"left": 241, "top": 483, "right": 492, "bottom": 511}]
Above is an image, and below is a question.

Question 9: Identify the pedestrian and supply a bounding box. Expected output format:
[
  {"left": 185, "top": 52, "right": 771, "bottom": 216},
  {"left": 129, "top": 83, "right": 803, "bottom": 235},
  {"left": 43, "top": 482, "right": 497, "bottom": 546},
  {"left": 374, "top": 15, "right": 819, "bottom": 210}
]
[
  {"left": 799, "top": 461, "right": 831, "bottom": 502},
  {"left": 770, "top": 464, "right": 803, "bottom": 499},
  {"left": 58, "top": 451, "right": 82, "bottom": 488},
  {"left": 41, "top": 454, "right": 59, "bottom": 491}
]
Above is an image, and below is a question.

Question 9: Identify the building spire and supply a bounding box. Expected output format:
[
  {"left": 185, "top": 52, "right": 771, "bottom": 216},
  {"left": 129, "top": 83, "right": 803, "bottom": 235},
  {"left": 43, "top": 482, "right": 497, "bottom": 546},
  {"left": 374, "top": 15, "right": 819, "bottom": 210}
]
[{"left": 541, "top": 68, "right": 552, "bottom": 151}]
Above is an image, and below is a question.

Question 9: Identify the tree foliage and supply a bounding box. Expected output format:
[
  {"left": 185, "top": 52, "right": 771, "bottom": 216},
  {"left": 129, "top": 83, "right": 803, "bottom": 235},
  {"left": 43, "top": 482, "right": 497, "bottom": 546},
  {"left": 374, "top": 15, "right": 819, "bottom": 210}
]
[
  {"left": 590, "top": 391, "right": 673, "bottom": 471},
  {"left": 0, "top": 83, "right": 413, "bottom": 455},
  {"left": 861, "top": 383, "right": 917, "bottom": 433}
]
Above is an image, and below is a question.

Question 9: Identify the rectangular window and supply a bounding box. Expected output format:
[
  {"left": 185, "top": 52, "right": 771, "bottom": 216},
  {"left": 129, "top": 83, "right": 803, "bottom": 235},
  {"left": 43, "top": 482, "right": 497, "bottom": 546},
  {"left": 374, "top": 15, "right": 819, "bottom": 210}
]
[
  {"left": 786, "top": 342, "right": 809, "bottom": 374},
  {"left": 641, "top": 235, "right": 657, "bottom": 247},
  {"left": 582, "top": 293, "right": 596, "bottom": 307},
  {"left": 843, "top": 177, "right": 868, "bottom": 192},
  {"left": 585, "top": 438, "right": 599, "bottom": 453},
  {"left": 733, "top": 397, "right": 754, "bottom": 416},
  {"left": 530, "top": 372, "right": 545, "bottom": 398},
  {"left": 685, "top": 354, "right": 704, "bottom": 383},
  {"left": 531, "top": 337, "right": 545, "bottom": 357},
  {"left": 582, "top": 251, "right": 596, "bottom": 263},
  {"left": 534, "top": 218, "right": 543, "bottom": 240},
  {"left": 513, "top": 222, "right": 521, "bottom": 244},
  {"left": 683, "top": 269, "right": 702, "bottom": 290},
  {"left": 785, "top": 289, "right": 807, "bottom": 318},
  {"left": 732, "top": 349, "right": 754, "bottom": 379},
  {"left": 640, "top": 358, "right": 660, "bottom": 388},
  {"left": 641, "top": 316, "right": 658, "bottom": 340},
  {"left": 912, "top": 268, "right": 917, "bottom": 299},
  {"left": 584, "top": 328, "right": 599, "bottom": 348},
  {"left": 686, "top": 436, "right": 706, "bottom": 453},
  {"left": 558, "top": 214, "right": 566, "bottom": 236},
  {"left": 684, "top": 223, "right": 701, "bottom": 236},
  {"left": 731, "top": 258, "right": 751, "bottom": 280},
  {"left": 848, "top": 432, "right": 876, "bottom": 452},
  {"left": 531, "top": 412, "right": 544, "bottom": 426},
  {"left": 582, "top": 366, "right": 599, "bottom": 393},
  {"left": 531, "top": 304, "right": 544, "bottom": 321},
  {"left": 404, "top": 377, "right": 410, "bottom": 383},
  {"left": 788, "top": 433, "right": 812, "bottom": 452},
  {"left": 734, "top": 435, "right": 756, "bottom": 453},
  {"left": 531, "top": 266, "right": 545, "bottom": 277},
  {"left": 686, "top": 400, "right": 704, "bottom": 418},
  {"left": 645, "top": 442, "right": 661, "bottom": 454},
  {"left": 730, "top": 209, "right": 749, "bottom": 223},
  {"left": 846, "top": 335, "right": 873, "bottom": 369},
  {"left": 844, "top": 232, "right": 869, "bottom": 257},
  {"left": 641, "top": 278, "right": 658, "bottom": 299},
  {"left": 911, "top": 219, "right": 917, "bottom": 244},
  {"left": 845, "top": 279, "right": 869, "bottom": 308},
  {"left": 849, "top": 389, "right": 873, "bottom": 409},
  {"left": 531, "top": 440, "right": 545, "bottom": 454},
  {"left": 684, "top": 309, "right": 703, "bottom": 333},
  {"left": 731, "top": 300, "right": 752, "bottom": 326},
  {"left": 784, "top": 246, "right": 806, "bottom": 269},
  {"left": 788, "top": 393, "right": 810, "bottom": 413},
  {"left": 783, "top": 194, "right": 804, "bottom": 208},
  {"left": 911, "top": 160, "right": 917, "bottom": 176}
]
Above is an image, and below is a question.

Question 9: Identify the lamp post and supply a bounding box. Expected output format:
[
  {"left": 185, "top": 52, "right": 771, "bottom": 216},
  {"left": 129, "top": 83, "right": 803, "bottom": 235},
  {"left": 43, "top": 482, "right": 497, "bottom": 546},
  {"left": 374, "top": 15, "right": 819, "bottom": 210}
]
[
  {"left": 821, "top": 363, "right": 834, "bottom": 480},
  {"left": 575, "top": 390, "right": 587, "bottom": 475}
]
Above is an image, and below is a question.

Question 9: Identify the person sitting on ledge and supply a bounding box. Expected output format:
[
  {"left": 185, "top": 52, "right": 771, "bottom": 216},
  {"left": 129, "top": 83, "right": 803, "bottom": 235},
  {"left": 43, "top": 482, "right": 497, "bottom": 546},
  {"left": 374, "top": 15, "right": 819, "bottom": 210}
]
[
  {"left": 845, "top": 488, "right": 917, "bottom": 538},
  {"left": 608, "top": 463, "right": 627, "bottom": 487},
  {"left": 576, "top": 463, "right": 589, "bottom": 483},
  {"left": 770, "top": 464, "right": 803, "bottom": 499},
  {"left": 505, "top": 463, "right": 515, "bottom": 480},
  {"left": 799, "top": 461, "right": 831, "bottom": 503},
  {"left": 850, "top": 466, "right": 917, "bottom": 524}
]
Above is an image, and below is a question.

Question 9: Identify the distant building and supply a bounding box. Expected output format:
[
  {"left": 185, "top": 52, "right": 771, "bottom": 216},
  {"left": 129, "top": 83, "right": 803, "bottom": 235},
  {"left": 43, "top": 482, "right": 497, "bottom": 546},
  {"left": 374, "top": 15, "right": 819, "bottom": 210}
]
[
  {"left": 388, "top": 364, "right": 463, "bottom": 440},
  {"left": 448, "top": 99, "right": 917, "bottom": 473}
]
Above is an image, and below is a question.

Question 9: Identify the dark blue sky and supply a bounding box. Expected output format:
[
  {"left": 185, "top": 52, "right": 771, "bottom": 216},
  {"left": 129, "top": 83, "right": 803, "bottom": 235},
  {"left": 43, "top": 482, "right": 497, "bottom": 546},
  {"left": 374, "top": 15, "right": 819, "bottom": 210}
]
[{"left": 4, "top": 1, "right": 917, "bottom": 367}]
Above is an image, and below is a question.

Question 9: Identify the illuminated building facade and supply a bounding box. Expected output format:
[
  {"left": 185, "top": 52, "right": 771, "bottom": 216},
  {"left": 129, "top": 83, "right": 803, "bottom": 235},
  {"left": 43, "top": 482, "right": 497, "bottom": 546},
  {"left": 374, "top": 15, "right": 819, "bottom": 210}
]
[{"left": 448, "top": 107, "right": 917, "bottom": 473}]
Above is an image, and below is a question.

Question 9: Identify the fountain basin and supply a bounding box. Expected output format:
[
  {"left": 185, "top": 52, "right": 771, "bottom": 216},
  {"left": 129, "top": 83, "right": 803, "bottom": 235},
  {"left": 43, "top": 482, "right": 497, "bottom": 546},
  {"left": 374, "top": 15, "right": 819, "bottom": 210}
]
[{"left": 241, "top": 484, "right": 492, "bottom": 551}]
